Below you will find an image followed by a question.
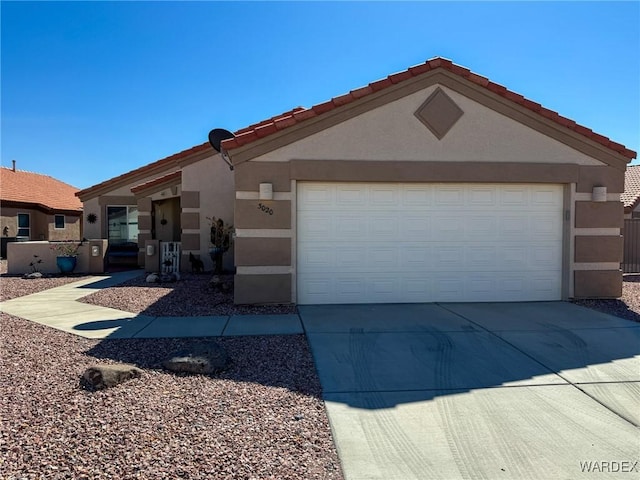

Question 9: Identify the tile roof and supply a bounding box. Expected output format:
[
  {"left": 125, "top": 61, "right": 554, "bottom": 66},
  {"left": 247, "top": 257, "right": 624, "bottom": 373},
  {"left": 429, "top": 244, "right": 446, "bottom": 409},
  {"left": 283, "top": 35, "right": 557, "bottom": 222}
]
[
  {"left": 131, "top": 170, "right": 181, "bottom": 195},
  {"left": 76, "top": 142, "right": 212, "bottom": 200},
  {"left": 0, "top": 166, "right": 82, "bottom": 212},
  {"left": 622, "top": 165, "right": 640, "bottom": 211},
  {"left": 221, "top": 57, "right": 636, "bottom": 160}
]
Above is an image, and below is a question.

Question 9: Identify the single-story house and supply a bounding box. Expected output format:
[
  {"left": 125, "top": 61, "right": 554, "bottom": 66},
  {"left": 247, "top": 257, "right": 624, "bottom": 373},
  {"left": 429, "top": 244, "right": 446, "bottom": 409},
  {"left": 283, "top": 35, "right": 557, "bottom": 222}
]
[
  {"left": 1, "top": 162, "right": 82, "bottom": 257},
  {"left": 75, "top": 143, "right": 235, "bottom": 272},
  {"left": 221, "top": 57, "right": 636, "bottom": 304},
  {"left": 76, "top": 57, "right": 636, "bottom": 304},
  {"left": 622, "top": 165, "right": 640, "bottom": 218}
]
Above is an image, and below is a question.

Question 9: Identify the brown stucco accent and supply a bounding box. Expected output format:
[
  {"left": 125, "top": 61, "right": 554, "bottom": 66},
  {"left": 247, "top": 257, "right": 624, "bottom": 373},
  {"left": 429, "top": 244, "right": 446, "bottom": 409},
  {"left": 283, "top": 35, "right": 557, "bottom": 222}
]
[
  {"left": 235, "top": 162, "right": 292, "bottom": 192},
  {"left": 235, "top": 200, "right": 292, "bottom": 229},
  {"left": 235, "top": 237, "right": 291, "bottom": 266},
  {"left": 290, "top": 160, "right": 579, "bottom": 184},
  {"left": 138, "top": 215, "right": 152, "bottom": 231},
  {"left": 98, "top": 196, "right": 138, "bottom": 206},
  {"left": 574, "top": 270, "right": 622, "bottom": 298},
  {"left": 137, "top": 197, "right": 152, "bottom": 212},
  {"left": 87, "top": 239, "right": 108, "bottom": 273},
  {"left": 181, "top": 191, "right": 200, "bottom": 209},
  {"left": 575, "top": 201, "right": 624, "bottom": 228},
  {"left": 137, "top": 233, "right": 152, "bottom": 246},
  {"left": 414, "top": 87, "right": 464, "bottom": 140},
  {"left": 576, "top": 166, "right": 625, "bottom": 193},
  {"left": 228, "top": 70, "right": 629, "bottom": 170},
  {"left": 574, "top": 236, "right": 623, "bottom": 263},
  {"left": 144, "top": 239, "right": 160, "bottom": 272},
  {"left": 234, "top": 274, "right": 292, "bottom": 304},
  {"left": 181, "top": 212, "right": 200, "bottom": 230},
  {"left": 180, "top": 233, "right": 200, "bottom": 251}
]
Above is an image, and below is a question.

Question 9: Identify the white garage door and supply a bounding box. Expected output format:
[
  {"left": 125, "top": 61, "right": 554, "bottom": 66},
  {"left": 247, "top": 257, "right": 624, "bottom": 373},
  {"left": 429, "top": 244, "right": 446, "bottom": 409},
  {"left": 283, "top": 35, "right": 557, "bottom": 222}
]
[{"left": 297, "top": 182, "right": 563, "bottom": 304}]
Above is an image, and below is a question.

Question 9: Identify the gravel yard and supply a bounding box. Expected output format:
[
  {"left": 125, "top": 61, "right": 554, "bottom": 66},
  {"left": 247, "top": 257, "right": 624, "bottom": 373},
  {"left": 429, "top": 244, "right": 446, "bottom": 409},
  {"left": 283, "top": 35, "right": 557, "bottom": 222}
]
[
  {"left": 80, "top": 272, "right": 297, "bottom": 317},
  {"left": 0, "top": 261, "right": 342, "bottom": 479},
  {"left": 573, "top": 274, "right": 640, "bottom": 323}
]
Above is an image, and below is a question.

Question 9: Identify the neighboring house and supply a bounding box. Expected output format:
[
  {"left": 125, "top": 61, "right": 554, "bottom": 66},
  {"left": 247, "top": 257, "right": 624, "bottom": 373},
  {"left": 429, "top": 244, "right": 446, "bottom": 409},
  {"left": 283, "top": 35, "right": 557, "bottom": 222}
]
[
  {"left": 75, "top": 144, "right": 234, "bottom": 272},
  {"left": 622, "top": 164, "right": 640, "bottom": 218},
  {"left": 221, "top": 57, "right": 636, "bottom": 304},
  {"left": 0, "top": 162, "right": 82, "bottom": 257}
]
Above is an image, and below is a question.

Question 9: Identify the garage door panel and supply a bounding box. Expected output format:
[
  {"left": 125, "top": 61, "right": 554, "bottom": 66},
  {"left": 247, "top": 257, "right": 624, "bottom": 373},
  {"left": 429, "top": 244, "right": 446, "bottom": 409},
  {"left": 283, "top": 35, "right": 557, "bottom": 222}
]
[{"left": 297, "top": 183, "right": 563, "bottom": 304}]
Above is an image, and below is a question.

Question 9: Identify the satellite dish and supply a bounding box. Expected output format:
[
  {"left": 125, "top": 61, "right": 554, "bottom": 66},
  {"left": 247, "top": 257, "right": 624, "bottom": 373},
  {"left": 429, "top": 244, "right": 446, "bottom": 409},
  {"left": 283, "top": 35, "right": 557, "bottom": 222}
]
[{"left": 208, "top": 128, "right": 235, "bottom": 152}]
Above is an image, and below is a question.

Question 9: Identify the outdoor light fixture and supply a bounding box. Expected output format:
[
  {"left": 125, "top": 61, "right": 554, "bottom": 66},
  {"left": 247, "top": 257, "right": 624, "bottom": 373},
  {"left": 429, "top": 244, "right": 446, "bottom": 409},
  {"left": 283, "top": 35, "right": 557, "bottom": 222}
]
[
  {"left": 91, "top": 245, "right": 100, "bottom": 257},
  {"left": 592, "top": 186, "right": 607, "bottom": 202},
  {"left": 259, "top": 183, "right": 273, "bottom": 200},
  {"left": 146, "top": 244, "right": 155, "bottom": 256}
]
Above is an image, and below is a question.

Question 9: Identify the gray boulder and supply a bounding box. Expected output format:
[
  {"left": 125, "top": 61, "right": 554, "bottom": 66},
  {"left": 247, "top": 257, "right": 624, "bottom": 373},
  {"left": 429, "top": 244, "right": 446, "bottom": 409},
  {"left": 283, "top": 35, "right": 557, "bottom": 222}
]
[
  {"left": 146, "top": 273, "right": 159, "bottom": 283},
  {"left": 23, "top": 272, "right": 44, "bottom": 279},
  {"left": 162, "top": 342, "right": 229, "bottom": 375},
  {"left": 82, "top": 364, "right": 143, "bottom": 390}
]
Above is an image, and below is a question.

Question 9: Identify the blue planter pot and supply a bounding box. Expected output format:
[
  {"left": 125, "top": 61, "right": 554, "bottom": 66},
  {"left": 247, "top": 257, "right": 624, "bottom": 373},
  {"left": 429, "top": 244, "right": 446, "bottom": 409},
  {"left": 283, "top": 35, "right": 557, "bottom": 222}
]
[{"left": 56, "top": 255, "right": 77, "bottom": 274}]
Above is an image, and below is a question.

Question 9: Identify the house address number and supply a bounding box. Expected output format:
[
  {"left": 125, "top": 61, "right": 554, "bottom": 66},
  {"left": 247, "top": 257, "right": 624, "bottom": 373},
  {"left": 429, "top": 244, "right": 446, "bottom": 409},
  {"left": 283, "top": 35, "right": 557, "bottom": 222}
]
[{"left": 257, "top": 203, "right": 274, "bottom": 215}]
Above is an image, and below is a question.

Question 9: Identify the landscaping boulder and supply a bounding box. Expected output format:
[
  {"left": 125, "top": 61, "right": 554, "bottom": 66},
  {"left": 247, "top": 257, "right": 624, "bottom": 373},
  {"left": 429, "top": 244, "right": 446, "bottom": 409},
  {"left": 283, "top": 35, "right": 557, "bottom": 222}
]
[
  {"left": 162, "top": 342, "right": 229, "bottom": 375},
  {"left": 22, "top": 272, "right": 44, "bottom": 279},
  {"left": 82, "top": 364, "right": 143, "bottom": 391},
  {"left": 146, "top": 273, "right": 159, "bottom": 283}
]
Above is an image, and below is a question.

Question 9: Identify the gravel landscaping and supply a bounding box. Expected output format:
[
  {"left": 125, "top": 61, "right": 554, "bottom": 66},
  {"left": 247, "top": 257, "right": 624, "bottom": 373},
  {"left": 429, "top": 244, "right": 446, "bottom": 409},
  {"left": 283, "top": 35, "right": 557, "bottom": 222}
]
[
  {"left": 573, "top": 274, "right": 640, "bottom": 323},
  {"left": 80, "top": 272, "right": 297, "bottom": 317},
  {"left": 0, "top": 262, "right": 343, "bottom": 479}
]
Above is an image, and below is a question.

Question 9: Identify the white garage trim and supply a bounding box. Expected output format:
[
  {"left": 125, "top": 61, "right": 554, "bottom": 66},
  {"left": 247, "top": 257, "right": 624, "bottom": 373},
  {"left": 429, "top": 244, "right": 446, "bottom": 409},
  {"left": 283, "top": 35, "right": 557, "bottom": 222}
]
[{"left": 297, "top": 182, "right": 564, "bottom": 305}]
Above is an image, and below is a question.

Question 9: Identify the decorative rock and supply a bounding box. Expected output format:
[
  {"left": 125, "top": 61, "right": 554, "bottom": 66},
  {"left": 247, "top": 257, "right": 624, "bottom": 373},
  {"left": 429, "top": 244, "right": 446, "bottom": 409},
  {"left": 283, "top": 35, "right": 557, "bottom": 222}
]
[
  {"left": 82, "top": 364, "right": 143, "bottom": 391},
  {"left": 146, "top": 273, "right": 159, "bottom": 283},
  {"left": 162, "top": 342, "right": 229, "bottom": 375},
  {"left": 22, "top": 272, "right": 44, "bottom": 279},
  {"left": 209, "top": 275, "right": 222, "bottom": 287}
]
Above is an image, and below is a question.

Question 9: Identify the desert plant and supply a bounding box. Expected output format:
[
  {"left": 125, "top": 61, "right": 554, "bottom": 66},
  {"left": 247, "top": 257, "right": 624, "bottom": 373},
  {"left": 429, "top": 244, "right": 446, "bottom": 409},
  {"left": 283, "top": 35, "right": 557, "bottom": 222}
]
[
  {"left": 49, "top": 240, "right": 81, "bottom": 256},
  {"left": 28, "top": 255, "right": 43, "bottom": 273}
]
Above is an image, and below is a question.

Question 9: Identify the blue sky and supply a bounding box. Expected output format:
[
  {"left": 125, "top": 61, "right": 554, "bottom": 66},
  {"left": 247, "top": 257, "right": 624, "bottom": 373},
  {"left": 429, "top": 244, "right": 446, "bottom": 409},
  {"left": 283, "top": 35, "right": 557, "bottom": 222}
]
[{"left": 2, "top": 1, "right": 639, "bottom": 189}]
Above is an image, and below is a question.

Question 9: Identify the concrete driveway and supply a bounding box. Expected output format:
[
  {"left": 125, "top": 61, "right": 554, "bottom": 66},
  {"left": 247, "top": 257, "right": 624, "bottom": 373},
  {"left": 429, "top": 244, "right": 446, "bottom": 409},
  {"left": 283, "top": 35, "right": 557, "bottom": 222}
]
[{"left": 299, "top": 302, "right": 640, "bottom": 480}]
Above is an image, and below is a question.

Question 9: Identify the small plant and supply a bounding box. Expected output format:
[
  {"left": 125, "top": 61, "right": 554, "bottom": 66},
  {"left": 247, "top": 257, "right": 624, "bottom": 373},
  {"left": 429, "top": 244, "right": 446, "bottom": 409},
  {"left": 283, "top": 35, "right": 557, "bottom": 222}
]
[
  {"left": 207, "top": 216, "right": 234, "bottom": 274},
  {"left": 50, "top": 240, "right": 81, "bottom": 257},
  {"left": 29, "top": 254, "right": 43, "bottom": 273}
]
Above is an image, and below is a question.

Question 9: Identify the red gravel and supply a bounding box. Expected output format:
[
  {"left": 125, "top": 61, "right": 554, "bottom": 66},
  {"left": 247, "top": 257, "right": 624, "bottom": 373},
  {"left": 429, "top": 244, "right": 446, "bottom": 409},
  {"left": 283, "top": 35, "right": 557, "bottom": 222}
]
[{"left": 0, "top": 313, "right": 344, "bottom": 479}]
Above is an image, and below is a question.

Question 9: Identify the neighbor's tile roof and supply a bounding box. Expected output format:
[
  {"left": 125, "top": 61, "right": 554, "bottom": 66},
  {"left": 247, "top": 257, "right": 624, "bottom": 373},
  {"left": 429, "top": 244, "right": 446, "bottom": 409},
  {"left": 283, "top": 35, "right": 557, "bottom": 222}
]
[
  {"left": 221, "top": 57, "right": 636, "bottom": 160},
  {"left": 622, "top": 165, "right": 640, "bottom": 211},
  {"left": 0, "top": 167, "right": 82, "bottom": 212}
]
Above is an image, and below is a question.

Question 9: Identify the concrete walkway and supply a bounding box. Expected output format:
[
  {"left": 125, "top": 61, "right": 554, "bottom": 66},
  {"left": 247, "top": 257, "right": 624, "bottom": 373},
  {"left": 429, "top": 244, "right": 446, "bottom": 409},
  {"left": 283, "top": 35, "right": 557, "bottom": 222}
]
[
  {"left": 299, "top": 303, "right": 640, "bottom": 480},
  {"left": 0, "top": 271, "right": 303, "bottom": 339}
]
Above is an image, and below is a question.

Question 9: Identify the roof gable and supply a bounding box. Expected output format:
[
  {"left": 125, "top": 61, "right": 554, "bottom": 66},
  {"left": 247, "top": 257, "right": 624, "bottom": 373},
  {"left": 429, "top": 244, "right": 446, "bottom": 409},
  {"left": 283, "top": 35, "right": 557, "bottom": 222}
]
[
  {"left": 222, "top": 57, "right": 636, "bottom": 166},
  {"left": 0, "top": 167, "right": 82, "bottom": 212}
]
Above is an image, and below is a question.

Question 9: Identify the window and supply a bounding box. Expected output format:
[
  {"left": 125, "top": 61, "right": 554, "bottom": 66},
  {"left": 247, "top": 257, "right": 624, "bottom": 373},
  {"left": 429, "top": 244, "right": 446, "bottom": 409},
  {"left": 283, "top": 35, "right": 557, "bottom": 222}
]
[
  {"left": 54, "top": 215, "right": 65, "bottom": 229},
  {"left": 17, "top": 213, "right": 30, "bottom": 238},
  {"left": 107, "top": 206, "right": 138, "bottom": 244}
]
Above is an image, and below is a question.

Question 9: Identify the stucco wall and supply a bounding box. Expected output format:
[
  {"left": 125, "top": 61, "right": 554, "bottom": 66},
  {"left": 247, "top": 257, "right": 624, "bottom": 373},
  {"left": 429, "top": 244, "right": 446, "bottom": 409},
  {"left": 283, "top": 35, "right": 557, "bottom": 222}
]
[
  {"left": 181, "top": 154, "right": 235, "bottom": 272},
  {"left": 6, "top": 240, "right": 106, "bottom": 275},
  {"left": 252, "top": 85, "right": 604, "bottom": 167},
  {"left": 232, "top": 80, "right": 627, "bottom": 304},
  {"left": 0, "top": 207, "right": 80, "bottom": 241}
]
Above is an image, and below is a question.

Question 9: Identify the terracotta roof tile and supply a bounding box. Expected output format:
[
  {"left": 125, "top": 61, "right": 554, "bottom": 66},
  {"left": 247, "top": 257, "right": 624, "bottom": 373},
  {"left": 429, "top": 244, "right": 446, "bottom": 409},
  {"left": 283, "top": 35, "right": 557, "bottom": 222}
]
[
  {"left": 131, "top": 170, "right": 181, "bottom": 194},
  {"left": 622, "top": 165, "right": 640, "bottom": 210},
  {"left": 76, "top": 142, "right": 211, "bottom": 199},
  {"left": 0, "top": 167, "right": 82, "bottom": 212},
  {"left": 218, "top": 57, "right": 636, "bottom": 160}
]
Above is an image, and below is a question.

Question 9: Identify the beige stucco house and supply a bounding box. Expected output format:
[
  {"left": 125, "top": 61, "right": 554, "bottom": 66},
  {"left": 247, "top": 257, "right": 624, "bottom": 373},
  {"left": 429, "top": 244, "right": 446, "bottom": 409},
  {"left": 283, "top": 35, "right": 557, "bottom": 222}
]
[
  {"left": 222, "top": 57, "right": 636, "bottom": 304},
  {"left": 76, "top": 144, "right": 234, "bottom": 272},
  {"left": 1, "top": 163, "right": 82, "bottom": 258}
]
